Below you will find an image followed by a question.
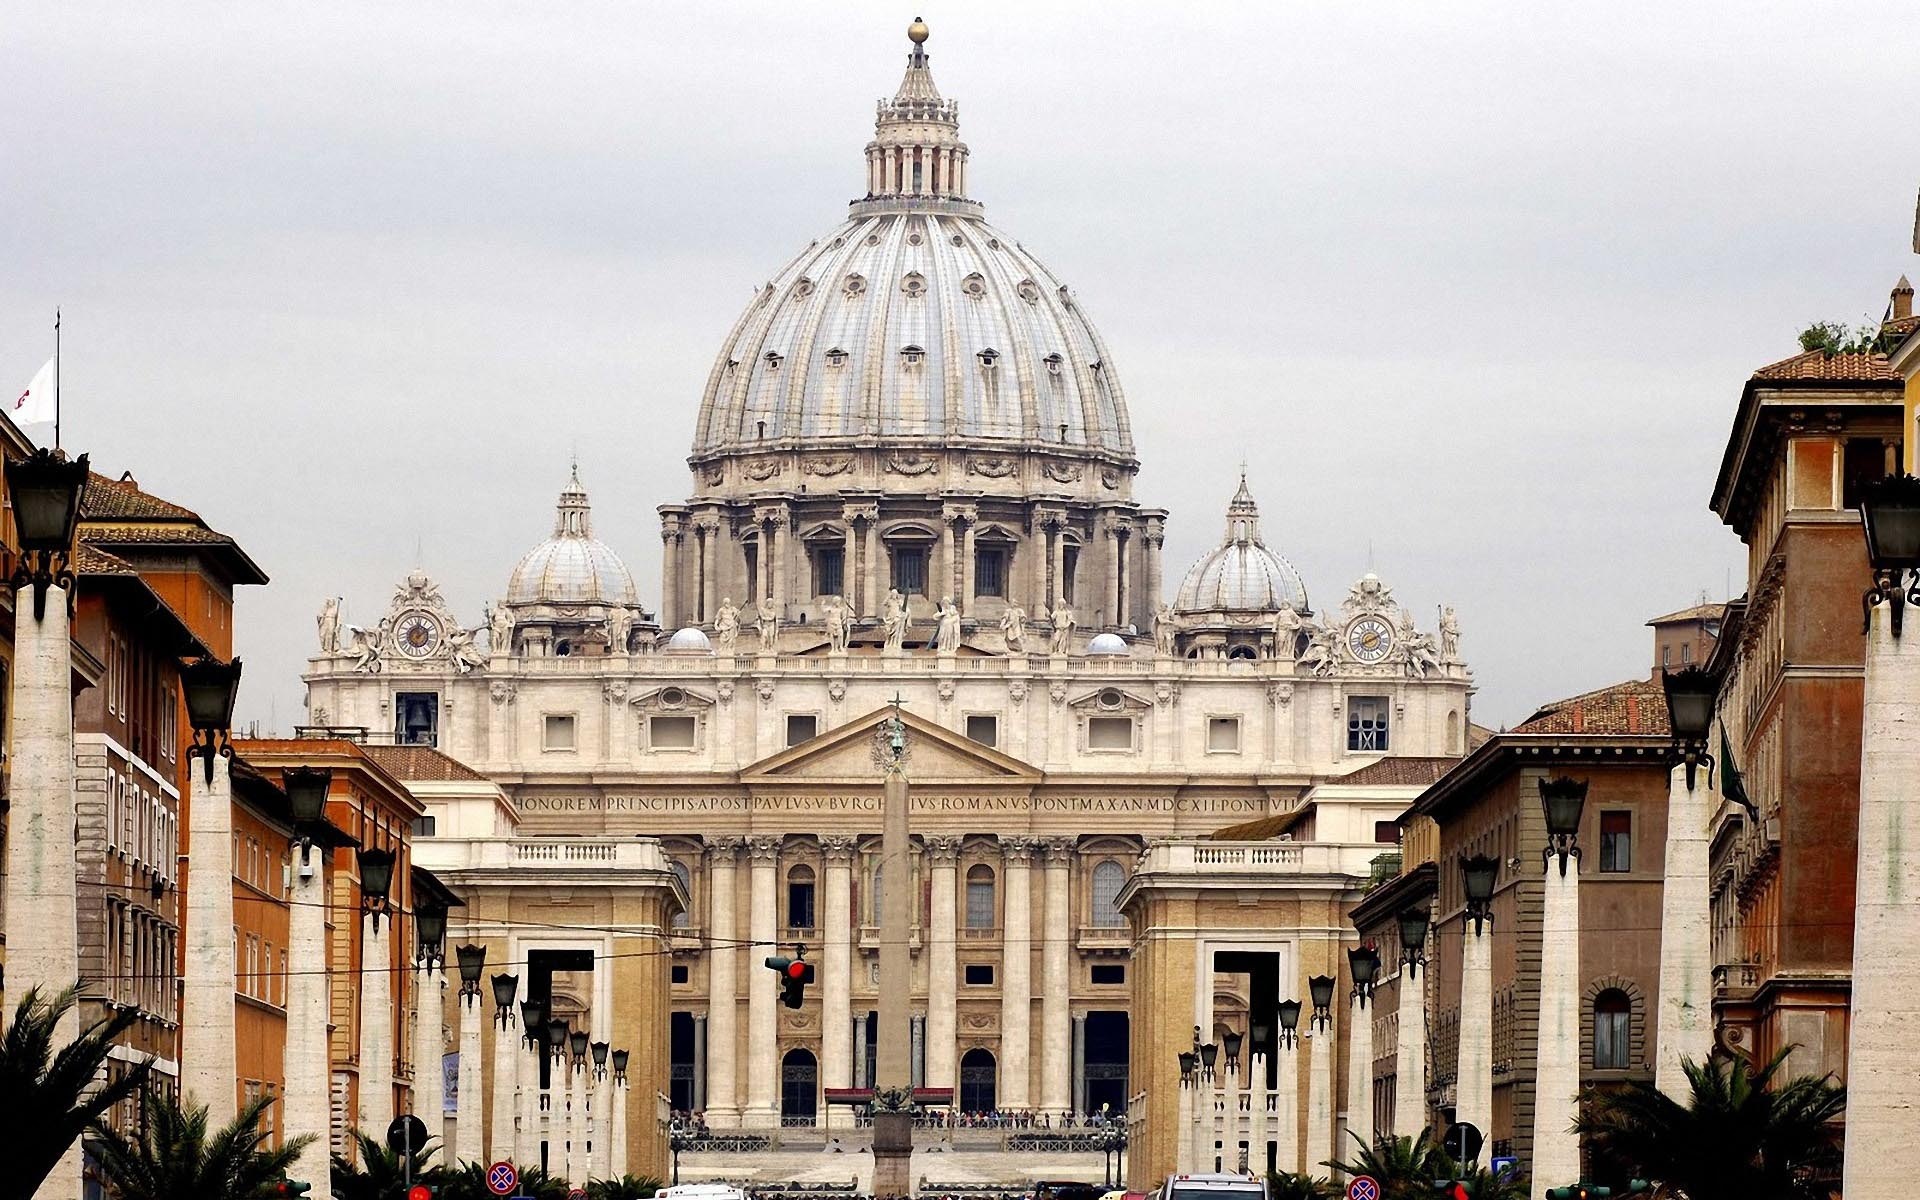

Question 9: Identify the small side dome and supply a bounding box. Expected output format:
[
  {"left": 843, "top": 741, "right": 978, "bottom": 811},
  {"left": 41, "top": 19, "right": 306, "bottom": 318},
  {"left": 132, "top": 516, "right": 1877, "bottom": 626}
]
[
  {"left": 1086, "top": 632, "right": 1130, "bottom": 656},
  {"left": 505, "top": 468, "right": 640, "bottom": 608},
  {"left": 663, "top": 627, "right": 714, "bottom": 655},
  {"left": 1174, "top": 472, "right": 1309, "bottom": 615}
]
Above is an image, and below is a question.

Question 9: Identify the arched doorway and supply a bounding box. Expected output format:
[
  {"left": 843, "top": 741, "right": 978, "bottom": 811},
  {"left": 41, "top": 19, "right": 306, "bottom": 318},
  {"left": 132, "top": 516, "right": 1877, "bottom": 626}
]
[
  {"left": 780, "top": 1048, "right": 818, "bottom": 1126},
  {"left": 960, "top": 1047, "right": 997, "bottom": 1113}
]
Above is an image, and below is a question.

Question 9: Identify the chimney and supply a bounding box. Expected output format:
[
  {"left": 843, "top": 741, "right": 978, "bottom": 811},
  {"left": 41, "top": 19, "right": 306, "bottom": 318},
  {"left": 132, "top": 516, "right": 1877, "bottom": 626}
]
[{"left": 1895, "top": 276, "right": 1914, "bottom": 322}]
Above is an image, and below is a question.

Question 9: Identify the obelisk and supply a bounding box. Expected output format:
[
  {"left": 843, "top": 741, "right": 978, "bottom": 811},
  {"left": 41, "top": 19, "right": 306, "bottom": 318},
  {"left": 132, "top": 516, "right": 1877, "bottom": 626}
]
[{"left": 873, "top": 706, "right": 915, "bottom": 1197}]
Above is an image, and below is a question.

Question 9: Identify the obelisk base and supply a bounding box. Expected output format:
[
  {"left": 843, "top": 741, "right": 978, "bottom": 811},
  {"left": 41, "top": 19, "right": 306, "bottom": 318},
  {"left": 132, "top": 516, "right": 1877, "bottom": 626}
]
[{"left": 872, "top": 1111, "right": 914, "bottom": 1199}]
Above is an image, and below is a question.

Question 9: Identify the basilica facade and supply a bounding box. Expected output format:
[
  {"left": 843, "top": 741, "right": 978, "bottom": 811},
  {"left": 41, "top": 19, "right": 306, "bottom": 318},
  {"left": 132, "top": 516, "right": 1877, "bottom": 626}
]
[{"left": 302, "top": 20, "right": 1472, "bottom": 1159}]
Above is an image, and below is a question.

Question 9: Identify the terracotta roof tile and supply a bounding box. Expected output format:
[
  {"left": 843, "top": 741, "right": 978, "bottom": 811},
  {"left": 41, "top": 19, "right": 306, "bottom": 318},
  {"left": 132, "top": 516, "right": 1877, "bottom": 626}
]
[
  {"left": 75, "top": 544, "right": 140, "bottom": 576},
  {"left": 1882, "top": 313, "right": 1920, "bottom": 340},
  {"left": 1749, "top": 349, "right": 1898, "bottom": 384},
  {"left": 1334, "top": 756, "right": 1462, "bottom": 787},
  {"left": 81, "top": 472, "right": 202, "bottom": 522},
  {"left": 80, "top": 524, "right": 238, "bottom": 547},
  {"left": 1514, "top": 677, "right": 1669, "bottom": 737},
  {"left": 1646, "top": 601, "right": 1726, "bottom": 626},
  {"left": 360, "top": 745, "right": 490, "bottom": 783}
]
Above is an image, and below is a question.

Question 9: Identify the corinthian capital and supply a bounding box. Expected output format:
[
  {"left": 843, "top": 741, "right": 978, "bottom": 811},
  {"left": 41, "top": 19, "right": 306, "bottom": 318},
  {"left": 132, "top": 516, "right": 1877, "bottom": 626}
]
[
  {"left": 821, "top": 836, "right": 859, "bottom": 863},
  {"left": 747, "top": 836, "right": 783, "bottom": 863},
  {"left": 999, "top": 836, "right": 1036, "bottom": 865},
  {"left": 923, "top": 835, "right": 962, "bottom": 864}
]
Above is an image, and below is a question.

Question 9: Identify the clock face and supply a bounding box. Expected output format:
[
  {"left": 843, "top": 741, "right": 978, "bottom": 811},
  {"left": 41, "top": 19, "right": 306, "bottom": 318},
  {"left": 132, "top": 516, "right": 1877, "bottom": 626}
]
[
  {"left": 395, "top": 611, "right": 442, "bottom": 658},
  {"left": 1346, "top": 616, "right": 1394, "bottom": 663}
]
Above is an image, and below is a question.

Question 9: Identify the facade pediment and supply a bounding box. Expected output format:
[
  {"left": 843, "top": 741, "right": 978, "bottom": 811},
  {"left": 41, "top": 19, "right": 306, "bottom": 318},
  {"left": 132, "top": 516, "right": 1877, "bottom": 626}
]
[{"left": 741, "top": 706, "right": 1042, "bottom": 785}]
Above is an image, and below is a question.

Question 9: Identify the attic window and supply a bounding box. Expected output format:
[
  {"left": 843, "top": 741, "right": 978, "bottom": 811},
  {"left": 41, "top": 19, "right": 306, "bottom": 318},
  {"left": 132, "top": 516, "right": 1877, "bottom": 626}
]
[
  {"left": 901, "top": 273, "right": 926, "bottom": 298},
  {"left": 977, "top": 348, "right": 1000, "bottom": 370},
  {"left": 1043, "top": 353, "right": 1064, "bottom": 376},
  {"left": 901, "top": 345, "right": 926, "bottom": 368},
  {"left": 962, "top": 272, "right": 987, "bottom": 299},
  {"left": 764, "top": 351, "right": 783, "bottom": 371},
  {"left": 825, "top": 347, "right": 849, "bottom": 368},
  {"left": 844, "top": 273, "right": 867, "bottom": 298},
  {"left": 792, "top": 277, "right": 815, "bottom": 298}
]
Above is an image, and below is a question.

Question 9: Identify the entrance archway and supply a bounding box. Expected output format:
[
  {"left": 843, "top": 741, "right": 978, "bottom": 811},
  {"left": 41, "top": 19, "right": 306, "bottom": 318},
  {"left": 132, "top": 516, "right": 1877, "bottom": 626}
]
[
  {"left": 781, "top": 1048, "right": 818, "bottom": 1126},
  {"left": 1084, "top": 1011, "right": 1130, "bottom": 1115},
  {"left": 960, "top": 1047, "right": 997, "bottom": 1113}
]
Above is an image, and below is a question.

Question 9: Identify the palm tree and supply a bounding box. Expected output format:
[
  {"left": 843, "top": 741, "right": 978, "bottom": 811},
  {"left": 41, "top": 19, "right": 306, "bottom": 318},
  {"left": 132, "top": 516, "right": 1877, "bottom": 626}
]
[
  {"left": 1266, "top": 1172, "right": 1336, "bottom": 1200},
  {"left": 1573, "top": 1049, "right": 1845, "bottom": 1200},
  {"left": 88, "top": 1085, "right": 313, "bottom": 1200},
  {"left": 587, "top": 1176, "right": 663, "bottom": 1200},
  {"left": 0, "top": 985, "right": 151, "bottom": 1200},
  {"left": 1324, "top": 1129, "right": 1451, "bottom": 1200},
  {"left": 330, "top": 1131, "right": 439, "bottom": 1200}
]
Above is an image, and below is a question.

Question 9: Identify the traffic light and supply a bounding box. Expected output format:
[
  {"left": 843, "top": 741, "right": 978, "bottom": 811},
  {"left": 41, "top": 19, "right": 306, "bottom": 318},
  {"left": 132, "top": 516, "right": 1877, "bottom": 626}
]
[
  {"left": 269, "top": 1181, "right": 312, "bottom": 1198},
  {"left": 1545, "top": 1188, "right": 1610, "bottom": 1199},
  {"left": 406, "top": 1185, "right": 436, "bottom": 1200},
  {"left": 765, "top": 952, "right": 814, "bottom": 1008}
]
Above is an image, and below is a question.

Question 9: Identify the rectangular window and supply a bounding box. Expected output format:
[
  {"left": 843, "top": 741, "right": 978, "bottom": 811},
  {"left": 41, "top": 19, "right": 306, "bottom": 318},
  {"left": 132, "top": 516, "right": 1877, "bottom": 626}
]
[
  {"left": 964, "top": 964, "right": 994, "bottom": 986},
  {"left": 411, "top": 815, "right": 437, "bottom": 839},
  {"left": 1374, "top": 820, "right": 1402, "bottom": 845},
  {"left": 1347, "top": 696, "right": 1390, "bottom": 752},
  {"left": 788, "top": 879, "right": 816, "bottom": 930},
  {"left": 1843, "top": 436, "right": 1892, "bottom": 510},
  {"left": 965, "top": 714, "right": 999, "bottom": 747},
  {"left": 744, "top": 543, "right": 760, "bottom": 606},
  {"left": 1087, "top": 716, "right": 1134, "bottom": 751},
  {"left": 1207, "top": 717, "right": 1241, "bottom": 753},
  {"left": 1600, "top": 811, "right": 1632, "bottom": 872},
  {"left": 974, "top": 547, "right": 1007, "bottom": 599},
  {"left": 785, "top": 714, "right": 818, "bottom": 746},
  {"left": 891, "top": 546, "right": 929, "bottom": 596},
  {"left": 1091, "top": 964, "right": 1126, "bottom": 985},
  {"left": 543, "top": 714, "right": 577, "bottom": 751},
  {"left": 650, "top": 715, "right": 697, "bottom": 750},
  {"left": 1681, "top": 643, "right": 1692, "bottom": 664},
  {"left": 672, "top": 965, "right": 689, "bottom": 985},
  {"left": 394, "top": 692, "right": 439, "bottom": 747},
  {"left": 1061, "top": 545, "right": 1080, "bottom": 604},
  {"left": 812, "top": 546, "right": 844, "bottom": 598}
]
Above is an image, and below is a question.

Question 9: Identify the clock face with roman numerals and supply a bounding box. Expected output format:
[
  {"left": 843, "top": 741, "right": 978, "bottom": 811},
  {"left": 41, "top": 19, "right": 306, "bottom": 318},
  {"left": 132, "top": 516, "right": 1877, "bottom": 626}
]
[
  {"left": 395, "top": 611, "right": 442, "bottom": 659},
  {"left": 1346, "top": 616, "right": 1394, "bottom": 664}
]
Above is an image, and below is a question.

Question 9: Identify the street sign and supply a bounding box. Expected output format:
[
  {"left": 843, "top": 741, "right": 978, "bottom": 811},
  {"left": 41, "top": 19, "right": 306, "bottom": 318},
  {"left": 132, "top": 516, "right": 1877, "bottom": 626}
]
[
  {"left": 1347, "top": 1176, "right": 1380, "bottom": 1200},
  {"left": 386, "top": 1114, "right": 430, "bottom": 1158},
  {"left": 1491, "top": 1156, "right": 1518, "bottom": 1179},
  {"left": 486, "top": 1161, "right": 519, "bottom": 1197},
  {"left": 1443, "top": 1121, "right": 1484, "bottom": 1164}
]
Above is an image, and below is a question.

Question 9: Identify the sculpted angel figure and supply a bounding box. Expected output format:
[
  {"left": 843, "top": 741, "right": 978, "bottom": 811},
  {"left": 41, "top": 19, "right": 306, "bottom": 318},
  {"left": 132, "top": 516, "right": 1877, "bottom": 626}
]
[
  {"left": 823, "top": 594, "right": 851, "bottom": 653},
  {"left": 1152, "top": 602, "right": 1180, "bottom": 656},
  {"left": 1271, "top": 603, "right": 1302, "bottom": 660},
  {"left": 606, "top": 606, "right": 633, "bottom": 655},
  {"left": 756, "top": 597, "right": 779, "bottom": 651},
  {"left": 1048, "top": 599, "right": 1076, "bottom": 655},
  {"left": 1405, "top": 630, "right": 1441, "bottom": 679},
  {"left": 1297, "top": 625, "right": 1339, "bottom": 677},
  {"left": 1000, "top": 603, "right": 1028, "bottom": 654},
  {"left": 933, "top": 597, "right": 962, "bottom": 652},
  {"left": 488, "top": 601, "right": 514, "bottom": 656},
  {"left": 714, "top": 597, "right": 741, "bottom": 652},
  {"left": 348, "top": 619, "right": 388, "bottom": 674},
  {"left": 447, "top": 624, "right": 486, "bottom": 675},
  {"left": 881, "top": 588, "right": 908, "bottom": 652},
  {"left": 317, "top": 597, "right": 343, "bottom": 654},
  {"left": 1439, "top": 605, "right": 1461, "bottom": 662}
]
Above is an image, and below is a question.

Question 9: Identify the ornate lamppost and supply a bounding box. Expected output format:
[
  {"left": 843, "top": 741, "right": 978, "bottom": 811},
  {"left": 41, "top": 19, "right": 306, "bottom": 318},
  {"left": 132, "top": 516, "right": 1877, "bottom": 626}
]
[
  {"left": 516, "top": 1000, "right": 547, "bottom": 1166},
  {"left": 1532, "top": 777, "right": 1588, "bottom": 1197},
  {"left": 1454, "top": 853, "right": 1498, "bottom": 1163},
  {"left": 591, "top": 1041, "right": 612, "bottom": 1181},
  {"left": 1275, "top": 998, "right": 1301, "bottom": 1172},
  {"left": 179, "top": 652, "right": 244, "bottom": 1123},
  {"left": 452, "top": 945, "right": 487, "bottom": 1164},
  {"left": 1658, "top": 664, "right": 1720, "bottom": 1096},
  {"left": 611, "top": 1048, "right": 631, "bottom": 1180},
  {"left": 1392, "top": 906, "right": 1431, "bottom": 1139},
  {"left": 283, "top": 766, "right": 340, "bottom": 1200},
  {"left": 356, "top": 846, "right": 398, "bottom": 1131},
  {"left": 567, "top": 1029, "right": 590, "bottom": 1183},
  {"left": 1344, "top": 944, "right": 1381, "bottom": 1154},
  {"left": 1304, "top": 975, "right": 1336, "bottom": 1172}
]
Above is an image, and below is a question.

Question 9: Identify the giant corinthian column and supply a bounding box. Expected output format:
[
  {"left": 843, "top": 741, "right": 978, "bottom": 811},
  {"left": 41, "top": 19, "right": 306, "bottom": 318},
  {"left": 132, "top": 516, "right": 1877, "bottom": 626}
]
[
  {"left": 1041, "top": 840, "right": 1073, "bottom": 1117},
  {"left": 822, "top": 837, "right": 856, "bottom": 1089},
  {"left": 704, "top": 839, "right": 742, "bottom": 1125},
  {"left": 744, "top": 837, "right": 781, "bottom": 1126},
  {"left": 925, "top": 837, "right": 961, "bottom": 1092},
  {"left": 999, "top": 839, "right": 1035, "bottom": 1111}
]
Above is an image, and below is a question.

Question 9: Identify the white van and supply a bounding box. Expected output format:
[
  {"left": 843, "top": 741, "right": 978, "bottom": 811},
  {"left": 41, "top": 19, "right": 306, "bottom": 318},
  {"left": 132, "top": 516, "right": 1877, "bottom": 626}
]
[
  {"left": 659, "top": 1185, "right": 748, "bottom": 1200},
  {"left": 1160, "top": 1173, "right": 1269, "bottom": 1200}
]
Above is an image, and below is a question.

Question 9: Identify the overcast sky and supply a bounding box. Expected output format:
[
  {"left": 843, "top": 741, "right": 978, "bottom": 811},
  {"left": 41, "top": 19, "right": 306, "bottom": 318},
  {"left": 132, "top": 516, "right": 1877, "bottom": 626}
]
[{"left": 4, "top": 2, "right": 1916, "bottom": 732}]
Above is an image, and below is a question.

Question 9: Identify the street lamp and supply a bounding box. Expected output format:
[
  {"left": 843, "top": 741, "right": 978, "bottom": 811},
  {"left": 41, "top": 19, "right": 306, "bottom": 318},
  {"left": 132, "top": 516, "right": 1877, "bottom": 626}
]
[
  {"left": 1662, "top": 665, "right": 1719, "bottom": 789},
  {"left": 454, "top": 944, "right": 486, "bottom": 999},
  {"left": 521, "top": 999, "right": 547, "bottom": 1050},
  {"left": 1177, "top": 1050, "right": 1197, "bottom": 1083},
  {"left": 1859, "top": 472, "right": 1920, "bottom": 637},
  {"left": 1276, "top": 999, "right": 1301, "bottom": 1050},
  {"left": 358, "top": 847, "right": 396, "bottom": 927},
  {"left": 1397, "top": 906, "right": 1431, "bottom": 975},
  {"left": 1308, "top": 975, "right": 1336, "bottom": 1030},
  {"left": 491, "top": 973, "right": 519, "bottom": 1026},
  {"left": 546, "top": 1018, "right": 570, "bottom": 1062},
  {"left": 1540, "top": 776, "right": 1590, "bottom": 877},
  {"left": 1221, "top": 1030, "right": 1243, "bottom": 1073},
  {"left": 612, "top": 1048, "right": 629, "bottom": 1083},
  {"left": 1347, "top": 944, "right": 1380, "bottom": 1005},
  {"left": 181, "top": 655, "right": 243, "bottom": 785},
  {"left": 592, "top": 1040, "right": 610, "bottom": 1080},
  {"left": 284, "top": 766, "right": 332, "bottom": 863},
  {"left": 1461, "top": 854, "right": 1499, "bottom": 935},
  {"left": 570, "top": 1030, "right": 589, "bottom": 1070},
  {"left": 414, "top": 902, "right": 447, "bottom": 968},
  {"left": 5, "top": 447, "right": 89, "bottom": 620},
  {"left": 1198, "top": 1039, "right": 1218, "bottom": 1080}
]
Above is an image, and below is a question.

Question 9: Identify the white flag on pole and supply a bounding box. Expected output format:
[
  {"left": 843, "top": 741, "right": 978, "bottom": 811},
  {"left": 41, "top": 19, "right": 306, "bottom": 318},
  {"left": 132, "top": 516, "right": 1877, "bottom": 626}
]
[{"left": 13, "top": 355, "right": 55, "bottom": 427}]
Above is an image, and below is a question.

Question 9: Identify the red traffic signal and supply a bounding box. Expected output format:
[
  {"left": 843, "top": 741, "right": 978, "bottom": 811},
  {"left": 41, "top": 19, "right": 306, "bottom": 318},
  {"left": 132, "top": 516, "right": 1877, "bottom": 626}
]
[
  {"left": 786, "top": 959, "right": 808, "bottom": 980},
  {"left": 407, "top": 1186, "right": 435, "bottom": 1200}
]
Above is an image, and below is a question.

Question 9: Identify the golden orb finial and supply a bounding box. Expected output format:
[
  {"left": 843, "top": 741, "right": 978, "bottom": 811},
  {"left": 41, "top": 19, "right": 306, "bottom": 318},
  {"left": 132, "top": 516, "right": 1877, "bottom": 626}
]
[{"left": 908, "top": 17, "right": 929, "bottom": 44}]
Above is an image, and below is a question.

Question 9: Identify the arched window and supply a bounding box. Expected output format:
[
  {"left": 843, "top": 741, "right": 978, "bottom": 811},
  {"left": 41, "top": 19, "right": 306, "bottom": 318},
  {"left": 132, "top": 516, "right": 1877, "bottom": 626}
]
[
  {"left": 1091, "top": 861, "right": 1127, "bottom": 928},
  {"left": 1447, "top": 710, "right": 1462, "bottom": 755},
  {"left": 671, "top": 861, "right": 691, "bottom": 928},
  {"left": 1594, "top": 988, "right": 1631, "bottom": 1069},
  {"left": 965, "top": 864, "right": 996, "bottom": 929},
  {"left": 787, "top": 864, "right": 816, "bottom": 931},
  {"left": 959, "top": 1047, "right": 997, "bottom": 1113}
]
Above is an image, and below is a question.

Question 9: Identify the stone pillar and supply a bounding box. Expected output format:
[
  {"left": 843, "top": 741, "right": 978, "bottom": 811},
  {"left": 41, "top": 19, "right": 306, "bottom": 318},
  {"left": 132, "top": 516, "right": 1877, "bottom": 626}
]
[
  {"left": 1051, "top": 527, "right": 1066, "bottom": 610},
  {"left": 1844, "top": 600, "right": 1920, "bottom": 1200},
  {"left": 4, "top": 582, "right": 82, "bottom": 1200},
  {"left": 457, "top": 985, "right": 486, "bottom": 1165},
  {"left": 593, "top": 1064, "right": 613, "bottom": 1181},
  {"left": 1027, "top": 514, "right": 1049, "bottom": 616},
  {"left": 1457, "top": 922, "right": 1493, "bottom": 1163},
  {"left": 910, "top": 1015, "right": 926, "bottom": 1087},
  {"left": 182, "top": 753, "right": 238, "bottom": 1121},
  {"left": 1071, "top": 1016, "right": 1086, "bottom": 1115},
  {"left": 611, "top": 1077, "right": 630, "bottom": 1180},
  {"left": 841, "top": 519, "right": 859, "bottom": 612},
  {"left": 1105, "top": 522, "right": 1121, "bottom": 629},
  {"left": 1144, "top": 529, "right": 1164, "bottom": 619},
  {"left": 939, "top": 510, "right": 957, "bottom": 608},
  {"left": 412, "top": 960, "right": 442, "bottom": 1141},
  {"left": 926, "top": 837, "right": 960, "bottom": 1091},
  {"left": 872, "top": 769, "right": 915, "bottom": 1199},
  {"left": 701, "top": 521, "right": 722, "bottom": 623},
  {"left": 567, "top": 1055, "right": 586, "bottom": 1183},
  {"left": 745, "top": 837, "right": 781, "bottom": 1126},
  {"left": 1656, "top": 762, "right": 1713, "bottom": 1096},
  {"left": 692, "top": 1016, "right": 708, "bottom": 1112},
  {"left": 361, "top": 915, "right": 395, "bottom": 1134},
  {"left": 823, "top": 837, "right": 856, "bottom": 1089},
  {"left": 999, "top": 839, "right": 1034, "bottom": 1110},
  {"left": 492, "top": 1003, "right": 519, "bottom": 1166},
  {"left": 1175, "top": 1077, "right": 1195, "bottom": 1174},
  {"left": 864, "top": 508, "right": 882, "bottom": 619},
  {"left": 1305, "top": 1021, "right": 1332, "bottom": 1179},
  {"left": 1345, "top": 986, "right": 1373, "bottom": 1161},
  {"left": 1392, "top": 951, "right": 1425, "bottom": 1142},
  {"left": 961, "top": 516, "right": 978, "bottom": 615},
  {"left": 1041, "top": 840, "right": 1073, "bottom": 1117},
  {"left": 515, "top": 1036, "right": 537, "bottom": 1170},
  {"left": 660, "top": 524, "right": 681, "bottom": 631},
  {"left": 1221, "top": 1049, "right": 1241, "bottom": 1170},
  {"left": 1531, "top": 860, "right": 1581, "bottom": 1199},
  {"left": 1247, "top": 1052, "right": 1269, "bottom": 1176},
  {"left": 704, "top": 840, "right": 742, "bottom": 1124},
  {"left": 854, "top": 1016, "right": 869, "bottom": 1088},
  {"left": 286, "top": 852, "right": 335, "bottom": 1200},
  {"left": 1276, "top": 1041, "right": 1298, "bottom": 1173}
]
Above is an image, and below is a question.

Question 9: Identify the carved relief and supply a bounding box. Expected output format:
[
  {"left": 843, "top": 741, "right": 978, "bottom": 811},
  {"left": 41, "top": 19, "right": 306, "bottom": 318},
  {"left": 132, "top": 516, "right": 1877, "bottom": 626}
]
[
  {"left": 701, "top": 464, "right": 725, "bottom": 486},
  {"left": 489, "top": 681, "right": 517, "bottom": 706},
  {"left": 744, "top": 457, "right": 783, "bottom": 482},
  {"left": 885, "top": 452, "right": 937, "bottom": 477},
  {"left": 937, "top": 680, "right": 956, "bottom": 703},
  {"left": 828, "top": 679, "right": 847, "bottom": 703},
  {"left": 968, "top": 455, "right": 1017, "bottom": 479},
  {"left": 803, "top": 455, "right": 854, "bottom": 478},
  {"left": 1049, "top": 681, "right": 1068, "bottom": 705},
  {"left": 1008, "top": 679, "right": 1028, "bottom": 704},
  {"left": 964, "top": 1013, "right": 996, "bottom": 1031},
  {"left": 602, "top": 680, "right": 628, "bottom": 704},
  {"left": 1267, "top": 682, "right": 1294, "bottom": 707},
  {"left": 1042, "top": 460, "right": 1084, "bottom": 484},
  {"left": 1100, "top": 466, "right": 1122, "bottom": 490}
]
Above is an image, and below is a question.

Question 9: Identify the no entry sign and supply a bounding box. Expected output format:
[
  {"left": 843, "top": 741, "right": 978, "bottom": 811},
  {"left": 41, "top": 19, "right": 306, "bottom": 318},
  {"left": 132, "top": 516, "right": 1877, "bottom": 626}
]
[
  {"left": 1347, "top": 1177, "right": 1380, "bottom": 1200},
  {"left": 486, "top": 1162, "right": 519, "bottom": 1196}
]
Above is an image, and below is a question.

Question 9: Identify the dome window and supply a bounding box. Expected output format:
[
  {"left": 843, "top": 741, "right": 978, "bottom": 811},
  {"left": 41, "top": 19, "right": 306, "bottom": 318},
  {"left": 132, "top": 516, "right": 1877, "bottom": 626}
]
[
  {"left": 962, "top": 272, "right": 987, "bottom": 299},
  {"left": 1043, "top": 353, "right": 1064, "bottom": 376},
  {"left": 792, "top": 277, "right": 815, "bottom": 298},
  {"left": 764, "top": 351, "right": 783, "bottom": 371},
  {"left": 1018, "top": 279, "right": 1041, "bottom": 305},
  {"left": 825, "top": 347, "right": 849, "bottom": 369},
  {"left": 901, "top": 345, "right": 926, "bottom": 369},
  {"left": 901, "top": 272, "right": 927, "bottom": 298},
  {"left": 977, "top": 348, "right": 1000, "bottom": 370},
  {"left": 844, "top": 273, "right": 867, "bottom": 298}
]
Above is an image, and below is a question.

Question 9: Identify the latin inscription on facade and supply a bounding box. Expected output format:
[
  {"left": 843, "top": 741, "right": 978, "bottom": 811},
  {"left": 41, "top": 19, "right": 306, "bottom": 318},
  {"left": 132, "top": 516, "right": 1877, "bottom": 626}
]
[{"left": 514, "top": 792, "right": 1264, "bottom": 816}]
